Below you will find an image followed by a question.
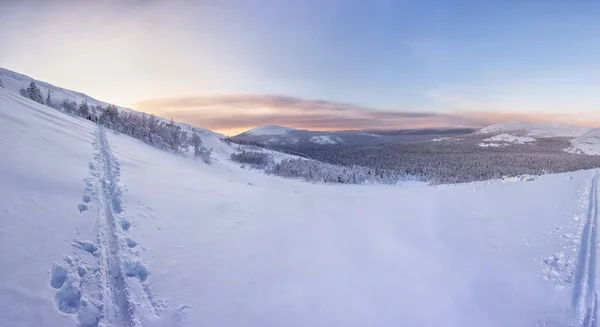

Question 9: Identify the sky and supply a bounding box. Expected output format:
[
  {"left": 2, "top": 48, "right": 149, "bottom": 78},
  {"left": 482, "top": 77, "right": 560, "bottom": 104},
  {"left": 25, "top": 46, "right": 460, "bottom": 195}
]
[{"left": 1, "top": 0, "right": 599, "bottom": 135}]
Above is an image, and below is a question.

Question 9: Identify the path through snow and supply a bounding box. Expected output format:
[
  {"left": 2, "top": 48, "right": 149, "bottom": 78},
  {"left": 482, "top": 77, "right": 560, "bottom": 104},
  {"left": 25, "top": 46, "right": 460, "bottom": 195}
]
[
  {"left": 48, "top": 126, "right": 171, "bottom": 327},
  {"left": 573, "top": 171, "right": 599, "bottom": 326}
]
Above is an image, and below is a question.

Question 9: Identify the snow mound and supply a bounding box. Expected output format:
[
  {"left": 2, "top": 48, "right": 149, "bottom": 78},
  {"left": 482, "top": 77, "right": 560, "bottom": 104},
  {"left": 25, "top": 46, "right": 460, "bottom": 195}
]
[
  {"left": 566, "top": 128, "right": 600, "bottom": 155},
  {"left": 245, "top": 125, "right": 296, "bottom": 136},
  {"left": 484, "top": 134, "right": 536, "bottom": 144},
  {"left": 310, "top": 135, "right": 342, "bottom": 145}
]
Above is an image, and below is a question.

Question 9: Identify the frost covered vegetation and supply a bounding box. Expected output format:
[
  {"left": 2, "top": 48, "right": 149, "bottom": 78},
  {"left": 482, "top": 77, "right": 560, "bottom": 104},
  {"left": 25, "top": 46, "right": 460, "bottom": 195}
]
[
  {"left": 18, "top": 81, "right": 212, "bottom": 163},
  {"left": 231, "top": 150, "right": 410, "bottom": 184},
  {"left": 229, "top": 137, "right": 600, "bottom": 184}
]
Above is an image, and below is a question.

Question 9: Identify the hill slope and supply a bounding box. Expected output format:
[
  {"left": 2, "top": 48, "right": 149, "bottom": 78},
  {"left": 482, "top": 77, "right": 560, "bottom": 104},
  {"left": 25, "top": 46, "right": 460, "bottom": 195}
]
[
  {"left": 2, "top": 86, "right": 600, "bottom": 326},
  {"left": 477, "top": 121, "right": 590, "bottom": 138},
  {"left": 567, "top": 128, "right": 600, "bottom": 155}
]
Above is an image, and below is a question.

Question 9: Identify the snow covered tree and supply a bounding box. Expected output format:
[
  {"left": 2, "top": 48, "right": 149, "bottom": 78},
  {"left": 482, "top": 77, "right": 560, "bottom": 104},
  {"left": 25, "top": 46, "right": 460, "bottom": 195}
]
[
  {"left": 19, "top": 88, "right": 27, "bottom": 97},
  {"left": 231, "top": 150, "right": 273, "bottom": 168},
  {"left": 45, "top": 90, "right": 54, "bottom": 108},
  {"left": 190, "top": 133, "right": 203, "bottom": 157},
  {"left": 26, "top": 81, "right": 44, "bottom": 104},
  {"left": 78, "top": 101, "right": 90, "bottom": 118},
  {"left": 98, "top": 104, "right": 120, "bottom": 130},
  {"left": 0, "top": 78, "right": 5, "bottom": 89},
  {"left": 60, "top": 99, "right": 77, "bottom": 114}
]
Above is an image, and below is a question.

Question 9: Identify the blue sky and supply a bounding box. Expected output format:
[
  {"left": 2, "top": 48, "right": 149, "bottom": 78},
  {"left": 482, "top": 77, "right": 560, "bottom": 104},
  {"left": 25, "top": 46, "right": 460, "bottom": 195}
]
[{"left": 1, "top": 0, "right": 599, "bottom": 133}]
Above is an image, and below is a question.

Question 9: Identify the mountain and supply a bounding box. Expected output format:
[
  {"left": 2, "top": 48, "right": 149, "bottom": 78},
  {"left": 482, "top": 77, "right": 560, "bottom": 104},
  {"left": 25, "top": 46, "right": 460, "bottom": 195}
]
[
  {"left": 3, "top": 85, "right": 600, "bottom": 327},
  {"left": 0, "top": 67, "right": 111, "bottom": 108},
  {"left": 477, "top": 121, "right": 590, "bottom": 138},
  {"left": 5, "top": 67, "right": 600, "bottom": 326},
  {"left": 233, "top": 125, "right": 476, "bottom": 146},
  {"left": 242, "top": 125, "right": 297, "bottom": 136},
  {"left": 567, "top": 128, "right": 600, "bottom": 155}
]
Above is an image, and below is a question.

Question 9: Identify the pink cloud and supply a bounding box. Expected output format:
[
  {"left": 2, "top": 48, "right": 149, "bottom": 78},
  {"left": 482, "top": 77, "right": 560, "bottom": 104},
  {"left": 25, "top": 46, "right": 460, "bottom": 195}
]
[{"left": 135, "top": 94, "right": 599, "bottom": 135}]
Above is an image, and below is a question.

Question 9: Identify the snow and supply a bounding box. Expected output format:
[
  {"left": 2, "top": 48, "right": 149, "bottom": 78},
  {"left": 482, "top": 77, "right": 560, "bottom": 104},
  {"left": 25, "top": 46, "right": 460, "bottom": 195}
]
[
  {"left": 3, "top": 86, "right": 600, "bottom": 326},
  {"left": 0, "top": 67, "right": 110, "bottom": 109},
  {"left": 477, "top": 121, "right": 591, "bottom": 138},
  {"left": 484, "top": 134, "right": 536, "bottom": 144},
  {"left": 566, "top": 128, "right": 600, "bottom": 155},
  {"left": 310, "top": 135, "right": 342, "bottom": 144},
  {"left": 476, "top": 121, "right": 531, "bottom": 134},
  {"left": 243, "top": 125, "right": 296, "bottom": 136}
]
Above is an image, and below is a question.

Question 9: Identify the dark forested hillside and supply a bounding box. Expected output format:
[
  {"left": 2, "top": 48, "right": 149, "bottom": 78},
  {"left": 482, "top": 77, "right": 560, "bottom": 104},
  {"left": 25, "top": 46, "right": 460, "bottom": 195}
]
[{"left": 241, "top": 135, "right": 600, "bottom": 184}]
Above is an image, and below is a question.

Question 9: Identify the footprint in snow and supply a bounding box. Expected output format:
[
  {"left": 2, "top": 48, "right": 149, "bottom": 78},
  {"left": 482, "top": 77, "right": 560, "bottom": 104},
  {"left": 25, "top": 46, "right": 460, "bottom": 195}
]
[
  {"left": 125, "top": 238, "right": 137, "bottom": 248},
  {"left": 72, "top": 240, "right": 98, "bottom": 255},
  {"left": 123, "top": 261, "right": 148, "bottom": 282},
  {"left": 119, "top": 219, "right": 131, "bottom": 231}
]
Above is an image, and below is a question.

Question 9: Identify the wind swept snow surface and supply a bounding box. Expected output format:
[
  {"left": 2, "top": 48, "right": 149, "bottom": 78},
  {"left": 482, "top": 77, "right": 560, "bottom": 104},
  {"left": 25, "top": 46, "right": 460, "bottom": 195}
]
[{"left": 3, "top": 86, "right": 600, "bottom": 326}]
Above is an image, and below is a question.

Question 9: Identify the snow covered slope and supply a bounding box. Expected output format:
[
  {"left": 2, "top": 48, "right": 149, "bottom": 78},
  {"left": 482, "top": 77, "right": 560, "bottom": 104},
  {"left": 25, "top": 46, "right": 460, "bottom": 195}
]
[
  {"left": 310, "top": 135, "right": 342, "bottom": 144},
  {"left": 3, "top": 86, "right": 600, "bottom": 326},
  {"left": 484, "top": 134, "right": 536, "bottom": 144},
  {"left": 477, "top": 121, "right": 590, "bottom": 138},
  {"left": 0, "top": 67, "right": 110, "bottom": 108},
  {"left": 477, "top": 121, "right": 532, "bottom": 134},
  {"left": 243, "top": 125, "right": 297, "bottom": 136},
  {"left": 567, "top": 128, "right": 600, "bottom": 155}
]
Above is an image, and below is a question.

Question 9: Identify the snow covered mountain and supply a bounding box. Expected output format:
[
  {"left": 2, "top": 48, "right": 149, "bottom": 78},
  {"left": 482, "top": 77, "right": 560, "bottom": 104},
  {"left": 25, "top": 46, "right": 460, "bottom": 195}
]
[
  {"left": 477, "top": 121, "right": 591, "bottom": 138},
  {"left": 232, "top": 125, "right": 473, "bottom": 146},
  {"left": 567, "top": 128, "right": 600, "bottom": 155},
  {"left": 243, "top": 125, "right": 297, "bottom": 136},
  {"left": 3, "top": 70, "right": 600, "bottom": 326},
  {"left": 3, "top": 86, "right": 600, "bottom": 326},
  {"left": 0, "top": 67, "right": 111, "bottom": 108}
]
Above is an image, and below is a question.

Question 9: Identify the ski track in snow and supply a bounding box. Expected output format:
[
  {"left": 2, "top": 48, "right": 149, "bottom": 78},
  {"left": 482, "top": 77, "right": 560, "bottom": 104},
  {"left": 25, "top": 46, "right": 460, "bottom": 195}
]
[
  {"left": 49, "top": 126, "right": 161, "bottom": 327},
  {"left": 573, "top": 170, "right": 599, "bottom": 326},
  {"left": 95, "top": 126, "right": 136, "bottom": 327}
]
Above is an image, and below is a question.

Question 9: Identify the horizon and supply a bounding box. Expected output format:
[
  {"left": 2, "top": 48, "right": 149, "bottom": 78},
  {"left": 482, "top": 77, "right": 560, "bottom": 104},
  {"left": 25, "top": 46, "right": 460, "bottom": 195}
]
[
  {"left": 2, "top": 65, "right": 597, "bottom": 136},
  {"left": 1, "top": 1, "right": 599, "bottom": 135}
]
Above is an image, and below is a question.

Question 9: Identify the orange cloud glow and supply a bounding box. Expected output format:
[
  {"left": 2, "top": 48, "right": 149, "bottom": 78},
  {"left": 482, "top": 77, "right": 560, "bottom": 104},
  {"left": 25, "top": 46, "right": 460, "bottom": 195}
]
[{"left": 134, "top": 94, "right": 600, "bottom": 136}]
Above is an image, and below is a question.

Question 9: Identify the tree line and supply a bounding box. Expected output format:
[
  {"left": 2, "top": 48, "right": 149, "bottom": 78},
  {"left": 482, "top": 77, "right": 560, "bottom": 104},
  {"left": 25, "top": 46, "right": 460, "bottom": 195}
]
[
  {"left": 230, "top": 150, "right": 413, "bottom": 185},
  {"left": 18, "top": 81, "right": 212, "bottom": 163}
]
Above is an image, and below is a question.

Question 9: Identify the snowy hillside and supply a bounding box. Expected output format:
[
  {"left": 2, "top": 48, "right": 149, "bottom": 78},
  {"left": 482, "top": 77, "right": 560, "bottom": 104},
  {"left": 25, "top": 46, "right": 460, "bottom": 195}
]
[
  {"left": 243, "top": 125, "right": 297, "bottom": 136},
  {"left": 310, "top": 135, "right": 342, "bottom": 145},
  {"left": 4, "top": 83, "right": 600, "bottom": 326},
  {"left": 477, "top": 121, "right": 590, "bottom": 138},
  {"left": 476, "top": 121, "right": 532, "bottom": 133},
  {"left": 567, "top": 128, "right": 600, "bottom": 155},
  {"left": 478, "top": 134, "right": 535, "bottom": 148},
  {"left": 0, "top": 67, "right": 110, "bottom": 108}
]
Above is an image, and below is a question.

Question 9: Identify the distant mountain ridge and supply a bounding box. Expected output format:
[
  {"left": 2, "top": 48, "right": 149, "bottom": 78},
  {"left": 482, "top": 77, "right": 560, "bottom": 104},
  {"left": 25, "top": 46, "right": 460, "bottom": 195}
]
[
  {"left": 232, "top": 125, "right": 479, "bottom": 146},
  {"left": 476, "top": 121, "right": 590, "bottom": 138}
]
